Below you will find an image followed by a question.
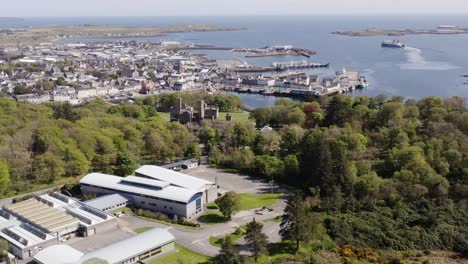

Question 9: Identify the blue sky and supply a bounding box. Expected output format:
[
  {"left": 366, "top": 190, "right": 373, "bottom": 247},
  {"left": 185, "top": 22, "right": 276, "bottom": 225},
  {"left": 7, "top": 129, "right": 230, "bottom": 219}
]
[{"left": 2, "top": 0, "right": 468, "bottom": 17}]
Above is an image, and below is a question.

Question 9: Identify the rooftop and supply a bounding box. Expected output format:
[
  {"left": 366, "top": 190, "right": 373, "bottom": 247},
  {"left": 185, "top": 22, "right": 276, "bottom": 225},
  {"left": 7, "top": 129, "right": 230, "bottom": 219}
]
[
  {"left": 34, "top": 228, "right": 175, "bottom": 264},
  {"left": 135, "top": 165, "right": 212, "bottom": 190},
  {"left": 80, "top": 173, "right": 202, "bottom": 203}
]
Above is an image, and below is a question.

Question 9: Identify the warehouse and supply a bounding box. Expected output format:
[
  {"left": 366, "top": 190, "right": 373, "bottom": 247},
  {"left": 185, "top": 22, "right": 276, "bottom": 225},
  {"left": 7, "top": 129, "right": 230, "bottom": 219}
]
[
  {"left": 135, "top": 165, "right": 218, "bottom": 203},
  {"left": 33, "top": 228, "right": 175, "bottom": 264},
  {"left": 0, "top": 192, "right": 118, "bottom": 259},
  {"left": 80, "top": 173, "right": 204, "bottom": 219}
]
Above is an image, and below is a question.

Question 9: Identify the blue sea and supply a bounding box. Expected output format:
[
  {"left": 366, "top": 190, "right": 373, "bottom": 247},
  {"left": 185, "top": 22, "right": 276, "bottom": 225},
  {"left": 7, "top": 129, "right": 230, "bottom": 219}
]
[{"left": 2, "top": 16, "right": 468, "bottom": 108}]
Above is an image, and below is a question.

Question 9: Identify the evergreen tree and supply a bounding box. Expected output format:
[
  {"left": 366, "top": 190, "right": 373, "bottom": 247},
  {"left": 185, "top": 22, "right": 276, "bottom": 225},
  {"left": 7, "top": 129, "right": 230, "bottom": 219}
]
[
  {"left": 280, "top": 191, "right": 311, "bottom": 251},
  {"left": 244, "top": 218, "right": 268, "bottom": 262},
  {"left": 215, "top": 236, "right": 241, "bottom": 264},
  {"left": 114, "top": 151, "right": 138, "bottom": 176}
]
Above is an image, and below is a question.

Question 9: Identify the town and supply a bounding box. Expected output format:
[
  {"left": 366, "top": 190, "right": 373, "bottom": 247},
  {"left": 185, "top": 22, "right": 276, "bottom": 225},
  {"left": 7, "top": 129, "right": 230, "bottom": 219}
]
[{"left": 0, "top": 41, "right": 367, "bottom": 105}]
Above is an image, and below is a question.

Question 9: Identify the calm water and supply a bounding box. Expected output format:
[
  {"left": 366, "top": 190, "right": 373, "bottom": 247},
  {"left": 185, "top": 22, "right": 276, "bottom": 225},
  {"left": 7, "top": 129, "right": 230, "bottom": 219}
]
[{"left": 2, "top": 16, "right": 468, "bottom": 108}]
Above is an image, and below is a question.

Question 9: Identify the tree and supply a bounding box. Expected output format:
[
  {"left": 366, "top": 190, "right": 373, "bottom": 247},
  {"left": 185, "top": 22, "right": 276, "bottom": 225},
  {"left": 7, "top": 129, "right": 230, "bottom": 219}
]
[
  {"left": 280, "top": 191, "right": 311, "bottom": 251},
  {"left": 184, "top": 142, "right": 201, "bottom": 158},
  {"left": 114, "top": 151, "right": 138, "bottom": 176},
  {"left": 0, "top": 160, "right": 10, "bottom": 196},
  {"left": 215, "top": 236, "right": 241, "bottom": 264},
  {"left": 215, "top": 192, "right": 240, "bottom": 221},
  {"left": 245, "top": 218, "right": 268, "bottom": 262}
]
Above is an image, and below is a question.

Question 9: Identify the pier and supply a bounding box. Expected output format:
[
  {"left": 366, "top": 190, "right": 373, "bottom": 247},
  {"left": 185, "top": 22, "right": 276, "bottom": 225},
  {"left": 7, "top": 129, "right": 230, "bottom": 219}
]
[{"left": 232, "top": 62, "right": 329, "bottom": 73}]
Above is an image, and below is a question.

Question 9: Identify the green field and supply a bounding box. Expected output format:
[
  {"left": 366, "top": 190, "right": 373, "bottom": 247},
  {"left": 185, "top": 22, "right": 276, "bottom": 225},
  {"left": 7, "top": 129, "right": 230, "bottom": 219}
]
[
  {"left": 134, "top": 227, "right": 153, "bottom": 234},
  {"left": 150, "top": 244, "right": 211, "bottom": 264},
  {"left": 197, "top": 212, "right": 225, "bottom": 224},
  {"left": 238, "top": 193, "right": 283, "bottom": 211}
]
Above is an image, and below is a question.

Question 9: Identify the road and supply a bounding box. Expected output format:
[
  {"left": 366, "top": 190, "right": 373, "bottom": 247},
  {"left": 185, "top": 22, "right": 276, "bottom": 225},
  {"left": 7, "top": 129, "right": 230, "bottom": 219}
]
[{"left": 117, "top": 196, "right": 285, "bottom": 257}]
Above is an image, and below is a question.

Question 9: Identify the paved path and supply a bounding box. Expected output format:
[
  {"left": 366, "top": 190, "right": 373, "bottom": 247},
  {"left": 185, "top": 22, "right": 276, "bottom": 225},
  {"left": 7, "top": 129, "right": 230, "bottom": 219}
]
[{"left": 118, "top": 197, "right": 285, "bottom": 257}]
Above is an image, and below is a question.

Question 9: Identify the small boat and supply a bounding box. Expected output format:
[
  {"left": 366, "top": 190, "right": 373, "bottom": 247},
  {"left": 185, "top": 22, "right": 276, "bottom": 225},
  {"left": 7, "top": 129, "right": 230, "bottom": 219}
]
[
  {"left": 381, "top": 40, "right": 406, "bottom": 48},
  {"left": 356, "top": 76, "right": 369, "bottom": 89}
]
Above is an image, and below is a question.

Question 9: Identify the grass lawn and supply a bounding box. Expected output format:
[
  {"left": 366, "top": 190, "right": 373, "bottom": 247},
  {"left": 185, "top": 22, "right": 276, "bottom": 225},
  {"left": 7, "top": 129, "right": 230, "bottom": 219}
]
[
  {"left": 238, "top": 193, "right": 283, "bottom": 211},
  {"left": 134, "top": 227, "right": 153, "bottom": 234},
  {"left": 157, "top": 111, "right": 170, "bottom": 121},
  {"left": 209, "top": 225, "right": 247, "bottom": 247},
  {"left": 219, "top": 111, "right": 252, "bottom": 124},
  {"left": 205, "top": 203, "right": 219, "bottom": 210},
  {"left": 150, "top": 244, "right": 211, "bottom": 264},
  {"left": 197, "top": 212, "right": 225, "bottom": 224}
]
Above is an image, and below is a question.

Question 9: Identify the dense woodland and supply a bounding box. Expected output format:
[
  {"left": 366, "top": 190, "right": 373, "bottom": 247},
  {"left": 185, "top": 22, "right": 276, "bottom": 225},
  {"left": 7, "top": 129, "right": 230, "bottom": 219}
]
[
  {"left": 202, "top": 95, "right": 468, "bottom": 257},
  {"left": 0, "top": 93, "right": 467, "bottom": 260},
  {"left": 0, "top": 93, "right": 242, "bottom": 197}
]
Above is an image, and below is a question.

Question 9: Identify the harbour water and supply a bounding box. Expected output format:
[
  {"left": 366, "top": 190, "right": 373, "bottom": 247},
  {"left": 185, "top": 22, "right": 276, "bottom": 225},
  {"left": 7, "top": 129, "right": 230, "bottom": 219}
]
[{"left": 2, "top": 16, "right": 468, "bottom": 108}]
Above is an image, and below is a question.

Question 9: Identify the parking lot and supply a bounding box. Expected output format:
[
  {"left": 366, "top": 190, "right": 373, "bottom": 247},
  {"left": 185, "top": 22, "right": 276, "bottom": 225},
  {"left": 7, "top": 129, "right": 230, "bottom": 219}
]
[{"left": 185, "top": 165, "right": 280, "bottom": 195}]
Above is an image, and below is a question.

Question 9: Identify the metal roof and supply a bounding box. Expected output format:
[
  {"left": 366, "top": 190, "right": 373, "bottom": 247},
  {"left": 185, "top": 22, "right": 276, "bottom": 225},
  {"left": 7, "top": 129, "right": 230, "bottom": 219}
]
[
  {"left": 135, "top": 165, "right": 213, "bottom": 190},
  {"left": 160, "top": 159, "right": 199, "bottom": 169},
  {"left": 4, "top": 199, "right": 80, "bottom": 233},
  {"left": 121, "top": 176, "right": 170, "bottom": 189},
  {"left": 33, "top": 244, "right": 84, "bottom": 264},
  {"left": 80, "top": 228, "right": 174, "bottom": 264},
  {"left": 80, "top": 173, "right": 201, "bottom": 203},
  {"left": 33, "top": 228, "right": 174, "bottom": 264},
  {"left": 85, "top": 194, "right": 129, "bottom": 211}
]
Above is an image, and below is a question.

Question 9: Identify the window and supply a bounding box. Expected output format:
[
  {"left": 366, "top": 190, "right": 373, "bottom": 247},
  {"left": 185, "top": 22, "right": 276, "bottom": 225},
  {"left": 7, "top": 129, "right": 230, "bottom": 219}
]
[{"left": 170, "top": 207, "right": 173, "bottom": 210}]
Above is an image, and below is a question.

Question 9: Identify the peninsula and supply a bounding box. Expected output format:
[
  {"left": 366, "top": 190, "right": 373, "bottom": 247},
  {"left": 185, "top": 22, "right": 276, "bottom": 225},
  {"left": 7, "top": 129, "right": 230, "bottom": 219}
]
[
  {"left": 332, "top": 25, "right": 468, "bottom": 36},
  {"left": 0, "top": 24, "right": 242, "bottom": 46},
  {"left": 0, "top": 17, "right": 24, "bottom": 22}
]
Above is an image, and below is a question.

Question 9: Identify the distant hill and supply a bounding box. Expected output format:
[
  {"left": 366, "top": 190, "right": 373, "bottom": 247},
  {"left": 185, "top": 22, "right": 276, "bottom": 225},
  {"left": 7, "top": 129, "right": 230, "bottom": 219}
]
[{"left": 0, "top": 17, "right": 24, "bottom": 22}]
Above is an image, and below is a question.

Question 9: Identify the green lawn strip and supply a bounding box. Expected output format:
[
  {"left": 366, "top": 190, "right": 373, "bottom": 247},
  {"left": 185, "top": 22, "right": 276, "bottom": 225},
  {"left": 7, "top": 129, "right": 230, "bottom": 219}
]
[
  {"left": 205, "top": 202, "right": 218, "bottom": 210},
  {"left": 262, "top": 216, "right": 283, "bottom": 223},
  {"left": 150, "top": 244, "right": 211, "bottom": 264},
  {"left": 197, "top": 212, "right": 225, "bottom": 224},
  {"left": 238, "top": 193, "right": 283, "bottom": 211},
  {"left": 137, "top": 216, "right": 200, "bottom": 230},
  {"left": 219, "top": 111, "right": 252, "bottom": 124},
  {"left": 134, "top": 227, "right": 153, "bottom": 233},
  {"left": 209, "top": 225, "right": 247, "bottom": 247}
]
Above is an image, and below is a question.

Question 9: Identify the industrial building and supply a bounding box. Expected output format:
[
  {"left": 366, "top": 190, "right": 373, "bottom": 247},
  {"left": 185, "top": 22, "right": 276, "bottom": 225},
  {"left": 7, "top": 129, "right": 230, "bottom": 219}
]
[
  {"left": 33, "top": 228, "right": 175, "bottom": 264},
  {"left": 0, "top": 192, "right": 117, "bottom": 260},
  {"left": 80, "top": 173, "right": 206, "bottom": 219},
  {"left": 160, "top": 158, "right": 200, "bottom": 171},
  {"left": 135, "top": 165, "right": 217, "bottom": 203}
]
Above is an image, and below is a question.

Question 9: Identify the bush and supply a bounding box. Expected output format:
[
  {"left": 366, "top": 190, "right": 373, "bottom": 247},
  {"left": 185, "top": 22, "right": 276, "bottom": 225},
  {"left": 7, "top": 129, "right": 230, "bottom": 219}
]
[{"left": 131, "top": 207, "right": 200, "bottom": 228}]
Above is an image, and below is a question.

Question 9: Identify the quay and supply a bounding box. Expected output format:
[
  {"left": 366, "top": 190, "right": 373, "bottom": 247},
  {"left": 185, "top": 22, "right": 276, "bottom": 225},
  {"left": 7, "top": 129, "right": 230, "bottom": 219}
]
[{"left": 232, "top": 62, "right": 329, "bottom": 73}]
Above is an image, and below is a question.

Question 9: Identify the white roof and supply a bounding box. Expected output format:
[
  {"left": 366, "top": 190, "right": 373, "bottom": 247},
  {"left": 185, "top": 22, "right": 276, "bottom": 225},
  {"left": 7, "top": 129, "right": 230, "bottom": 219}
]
[
  {"left": 81, "top": 228, "right": 174, "bottom": 263},
  {"left": 34, "top": 228, "right": 174, "bottom": 264},
  {"left": 33, "top": 244, "right": 84, "bottom": 264},
  {"left": 84, "top": 194, "right": 129, "bottom": 211},
  {"left": 80, "top": 173, "right": 201, "bottom": 203},
  {"left": 135, "top": 165, "right": 212, "bottom": 190}
]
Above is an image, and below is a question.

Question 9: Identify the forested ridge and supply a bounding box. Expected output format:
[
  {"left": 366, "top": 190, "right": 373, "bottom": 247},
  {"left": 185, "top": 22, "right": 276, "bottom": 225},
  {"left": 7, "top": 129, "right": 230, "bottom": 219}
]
[
  {"left": 202, "top": 95, "right": 468, "bottom": 257},
  {"left": 0, "top": 93, "right": 467, "bottom": 260}
]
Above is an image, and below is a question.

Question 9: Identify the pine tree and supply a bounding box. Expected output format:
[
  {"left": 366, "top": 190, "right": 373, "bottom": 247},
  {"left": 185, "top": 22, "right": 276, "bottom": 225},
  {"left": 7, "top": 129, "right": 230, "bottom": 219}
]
[
  {"left": 216, "top": 236, "right": 241, "bottom": 264},
  {"left": 244, "top": 218, "right": 268, "bottom": 262},
  {"left": 280, "top": 191, "right": 311, "bottom": 252}
]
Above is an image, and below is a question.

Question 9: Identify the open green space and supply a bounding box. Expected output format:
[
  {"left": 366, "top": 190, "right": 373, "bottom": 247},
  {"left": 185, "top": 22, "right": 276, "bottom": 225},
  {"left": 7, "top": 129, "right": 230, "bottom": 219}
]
[
  {"left": 209, "top": 225, "right": 247, "bottom": 247},
  {"left": 238, "top": 193, "right": 283, "bottom": 211},
  {"left": 197, "top": 212, "right": 225, "bottom": 224},
  {"left": 205, "top": 202, "right": 219, "bottom": 210},
  {"left": 134, "top": 227, "right": 153, "bottom": 234},
  {"left": 150, "top": 244, "right": 211, "bottom": 264}
]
